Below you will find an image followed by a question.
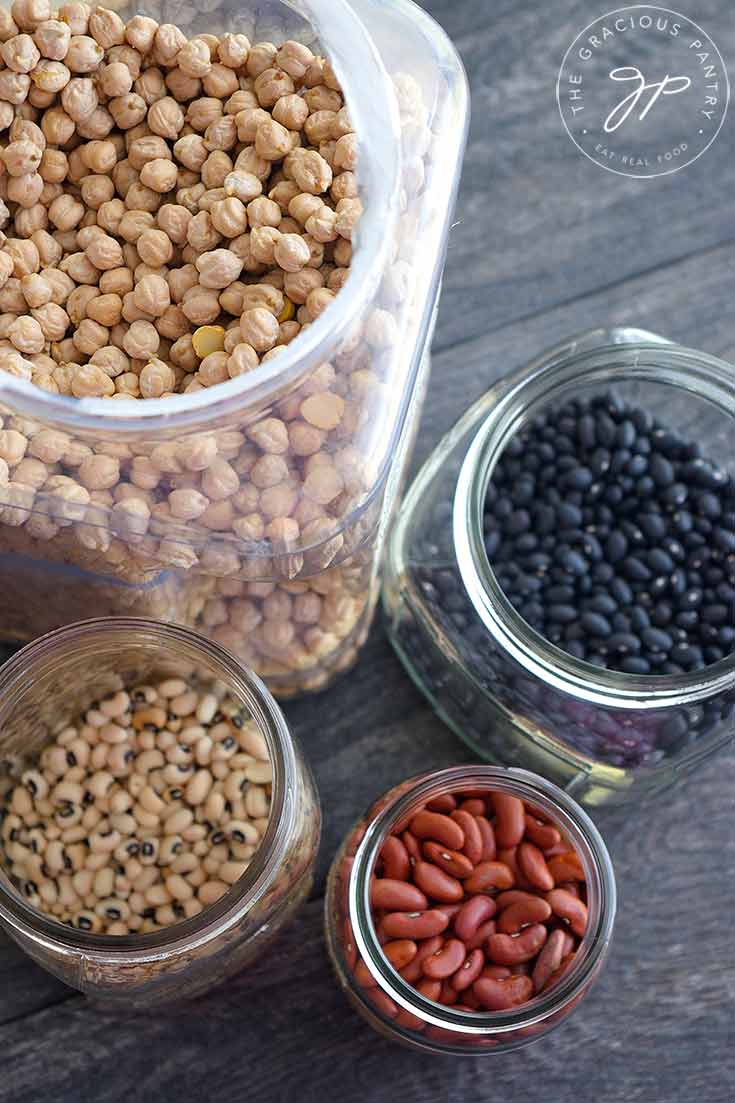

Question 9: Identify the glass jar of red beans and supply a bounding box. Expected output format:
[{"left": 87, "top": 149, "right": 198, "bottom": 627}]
[{"left": 324, "top": 765, "right": 616, "bottom": 1055}]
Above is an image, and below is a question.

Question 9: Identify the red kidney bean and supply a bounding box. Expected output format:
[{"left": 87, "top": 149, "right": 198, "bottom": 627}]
[
  {"left": 481, "top": 964, "right": 511, "bottom": 980},
  {"left": 531, "top": 928, "right": 566, "bottom": 993},
  {"left": 475, "top": 815, "right": 497, "bottom": 861},
  {"left": 524, "top": 814, "right": 561, "bottom": 851},
  {"left": 458, "top": 798, "right": 486, "bottom": 816},
  {"left": 436, "top": 903, "right": 463, "bottom": 921},
  {"left": 453, "top": 895, "right": 497, "bottom": 942},
  {"left": 497, "top": 896, "right": 552, "bottom": 934},
  {"left": 410, "top": 811, "right": 465, "bottom": 850},
  {"left": 380, "top": 835, "right": 411, "bottom": 881},
  {"left": 427, "top": 793, "right": 457, "bottom": 813},
  {"left": 496, "top": 889, "right": 540, "bottom": 911},
  {"left": 365, "top": 988, "right": 399, "bottom": 1018},
  {"left": 354, "top": 957, "right": 377, "bottom": 988},
  {"left": 422, "top": 840, "right": 474, "bottom": 879},
  {"left": 381, "top": 909, "right": 449, "bottom": 940},
  {"left": 518, "top": 841, "right": 555, "bottom": 892},
  {"left": 439, "top": 980, "right": 459, "bottom": 1005},
  {"left": 395, "top": 1008, "right": 426, "bottom": 1031},
  {"left": 450, "top": 809, "right": 483, "bottom": 864},
  {"left": 422, "top": 937, "right": 466, "bottom": 979},
  {"left": 491, "top": 793, "right": 526, "bottom": 847},
  {"left": 497, "top": 846, "right": 526, "bottom": 886},
  {"left": 508, "top": 961, "right": 531, "bottom": 976},
  {"left": 374, "top": 917, "right": 391, "bottom": 945},
  {"left": 487, "top": 923, "right": 548, "bottom": 965},
  {"left": 464, "top": 860, "right": 514, "bottom": 894},
  {"left": 473, "top": 974, "right": 533, "bottom": 1010},
  {"left": 451, "top": 947, "right": 485, "bottom": 991},
  {"left": 547, "top": 851, "right": 585, "bottom": 882},
  {"left": 458, "top": 990, "right": 481, "bottom": 1009},
  {"left": 371, "top": 878, "right": 428, "bottom": 912},
  {"left": 401, "top": 829, "right": 422, "bottom": 863},
  {"left": 546, "top": 888, "right": 589, "bottom": 937},
  {"left": 557, "top": 880, "right": 582, "bottom": 899},
  {"left": 383, "top": 939, "right": 418, "bottom": 971},
  {"left": 399, "top": 935, "right": 444, "bottom": 983},
  {"left": 542, "top": 951, "right": 576, "bottom": 993},
  {"left": 559, "top": 929, "right": 576, "bottom": 956},
  {"left": 466, "top": 919, "right": 496, "bottom": 950},
  {"left": 544, "top": 840, "right": 570, "bottom": 858},
  {"left": 415, "top": 977, "right": 442, "bottom": 1001},
  {"left": 414, "top": 860, "right": 464, "bottom": 903}
]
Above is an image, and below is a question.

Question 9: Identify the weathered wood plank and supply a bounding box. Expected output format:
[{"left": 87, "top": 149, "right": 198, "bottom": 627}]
[{"left": 421, "top": 0, "right": 735, "bottom": 355}]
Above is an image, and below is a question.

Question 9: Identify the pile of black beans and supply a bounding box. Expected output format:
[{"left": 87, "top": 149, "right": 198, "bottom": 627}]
[{"left": 483, "top": 393, "right": 735, "bottom": 675}]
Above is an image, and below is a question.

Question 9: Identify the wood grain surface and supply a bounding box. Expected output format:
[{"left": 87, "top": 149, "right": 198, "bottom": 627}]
[{"left": 1, "top": 1, "right": 734, "bottom": 1100}]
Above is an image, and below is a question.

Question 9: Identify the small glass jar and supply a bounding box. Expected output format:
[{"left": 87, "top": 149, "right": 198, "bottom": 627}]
[
  {"left": 0, "top": 618, "right": 320, "bottom": 1007},
  {"left": 325, "top": 765, "right": 616, "bottom": 1055},
  {"left": 383, "top": 329, "right": 735, "bottom": 805}
]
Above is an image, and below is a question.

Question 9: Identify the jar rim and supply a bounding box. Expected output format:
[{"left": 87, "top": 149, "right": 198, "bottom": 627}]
[
  {"left": 453, "top": 340, "right": 735, "bottom": 711},
  {"left": 0, "top": 618, "right": 296, "bottom": 959},
  {"left": 348, "top": 765, "right": 616, "bottom": 1041},
  {"left": 0, "top": 0, "right": 402, "bottom": 437}
]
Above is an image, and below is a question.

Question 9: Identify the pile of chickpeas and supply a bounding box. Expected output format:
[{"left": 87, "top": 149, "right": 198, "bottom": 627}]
[
  {"left": 0, "top": 1, "right": 361, "bottom": 398},
  {"left": 0, "top": 675, "right": 273, "bottom": 934}
]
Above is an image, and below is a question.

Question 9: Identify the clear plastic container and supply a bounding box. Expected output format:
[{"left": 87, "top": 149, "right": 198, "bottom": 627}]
[
  {"left": 325, "top": 765, "right": 616, "bottom": 1055},
  {"left": 383, "top": 329, "right": 735, "bottom": 805},
  {"left": 0, "top": 0, "right": 469, "bottom": 696},
  {"left": 0, "top": 618, "right": 320, "bottom": 1006}
]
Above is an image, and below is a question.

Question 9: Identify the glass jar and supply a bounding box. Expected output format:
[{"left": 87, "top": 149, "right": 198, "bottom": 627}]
[
  {"left": 325, "top": 765, "right": 616, "bottom": 1054},
  {"left": 0, "top": 618, "right": 320, "bottom": 1006},
  {"left": 383, "top": 329, "right": 735, "bottom": 805},
  {"left": 0, "top": 0, "right": 469, "bottom": 697}
]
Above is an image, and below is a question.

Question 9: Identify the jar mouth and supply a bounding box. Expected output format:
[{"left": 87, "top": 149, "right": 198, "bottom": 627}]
[
  {"left": 349, "top": 766, "right": 616, "bottom": 1037},
  {"left": 0, "top": 0, "right": 402, "bottom": 438},
  {"left": 453, "top": 344, "right": 735, "bottom": 711},
  {"left": 0, "top": 619, "right": 295, "bottom": 958}
]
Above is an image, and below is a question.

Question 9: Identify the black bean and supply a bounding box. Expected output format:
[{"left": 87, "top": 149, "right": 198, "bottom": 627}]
[
  {"left": 638, "top": 513, "right": 666, "bottom": 542},
  {"left": 557, "top": 503, "right": 583, "bottom": 527},
  {"left": 547, "top": 604, "right": 577, "bottom": 624},
  {"left": 607, "top": 632, "right": 642, "bottom": 654},
  {"left": 580, "top": 611, "right": 612, "bottom": 637},
  {"left": 649, "top": 454, "right": 674, "bottom": 486},
  {"left": 596, "top": 413, "right": 617, "bottom": 447},
  {"left": 620, "top": 656, "right": 651, "bottom": 674},
  {"left": 605, "top": 531, "right": 627, "bottom": 562},
  {"left": 642, "top": 627, "right": 673, "bottom": 652},
  {"left": 610, "top": 577, "right": 633, "bottom": 605},
  {"left": 622, "top": 556, "right": 651, "bottom": 581},
  {"left": 702, "top": 603, "right": 729, "bottom": 624},
  {"left": 589, "top": 594, "right": 617, "bottom": 615},
  {"left": 647, "top": 548, "right": 674, "bottom": 573}
]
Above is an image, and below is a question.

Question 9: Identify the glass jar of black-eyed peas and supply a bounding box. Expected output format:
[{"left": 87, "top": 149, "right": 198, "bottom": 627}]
[{"left": 0, "top": 618, "right": 320, "bottom": 1006}]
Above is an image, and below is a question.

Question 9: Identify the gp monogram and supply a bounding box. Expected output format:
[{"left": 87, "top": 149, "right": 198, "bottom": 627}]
[{"left": 557, "top": 5, "right": 730, "bottom": 178}]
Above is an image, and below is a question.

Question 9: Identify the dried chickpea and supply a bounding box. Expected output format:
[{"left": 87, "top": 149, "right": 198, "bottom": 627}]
[
  {"left": 148, "top": 96, "right": 184, "bottom": 139},
  {"left": 134, "top": 273, "right": 169, "bottom": 317},
  {"left": 139, "top": 158, "right": 178, "bottom": 194},
  {"left": 136, "top": 226, "right": 172, "bottom": 267}
]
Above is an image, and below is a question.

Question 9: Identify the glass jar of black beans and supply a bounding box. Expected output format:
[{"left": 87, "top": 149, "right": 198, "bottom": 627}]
[{"left": 383, "top": 329, "right": 735, "bottom": 805}]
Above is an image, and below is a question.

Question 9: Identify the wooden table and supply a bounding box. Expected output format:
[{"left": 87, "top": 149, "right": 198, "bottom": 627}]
[{"left": 2, "top": 1, "right": 734, "bottom": 1099}]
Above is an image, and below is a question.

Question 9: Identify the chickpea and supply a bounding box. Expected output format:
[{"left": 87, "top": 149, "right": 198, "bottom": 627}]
[
  {"left": 134, "top": 273, "right": 170, "bottom": 318},
  {"left": 85, "top": 232, "right": 122, "bottom": 270},
  {"left": 97, "top": 60, "right": 131, "bottom": 97},
  {"left": 65, "top": 33, "right": 103, "bottom": 72},
  {"left": 148, "top": 96, "right": 184, "bottom": 140},
  {"left": 153, "top": 23, "right": 186, "bottom": 66},
  {"left": 80, "top": 173, "right": 114, "bottom": 209},
  {"left": 272, "top": 93, "right": 308, "bottom": 132},
  {"left": 0, "top": 70, "right": 30, "bottom": 104},
  {"left": 9, "top": 314, "right": 44, "bottom": 353},
  {"left": 87, "top": 7, "right": 125, "bottom": 51},
  {"left": 61, "top": 75, "right": 97, "bottom": 121},
  {"left": 156, "top": 204, "right": 190, "bottom": 247},
  {"left": 2, "top": 33, "right": 41, "bottom": 72},
  {"left": 177, "top": 38, "right": 211, "bottom": 79},
  {"left": 173, "top": 132, "right": 207, "bottom": 172},
  {"left": 122, "top": 318, "right": 158, "bottom": 361},
  {"left": 124, "top": 14, "right": 157, "bottom": 55},
  {"left": 139, "top": 158, "right": 178, "bottom": 193},
  {"left": 108, "top": 92, "right": 146, "bottom": 130}
]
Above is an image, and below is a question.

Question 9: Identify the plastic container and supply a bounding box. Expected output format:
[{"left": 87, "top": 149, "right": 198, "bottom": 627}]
[
  {"left": 325, "top": 765, "right": 616, "bottom": 1054},
  {"left": 0, "top": 618, "right": 320, "bottom": 1006},
  {"left": 383, "top": 329, "right": 735, "bottom": 806},
  {"left": 0, "top": 0, "right": 469, "bottom": 696}
]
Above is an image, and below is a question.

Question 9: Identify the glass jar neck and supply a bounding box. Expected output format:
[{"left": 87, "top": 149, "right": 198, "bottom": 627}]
[
  {"left": 349, "top": 766, "right": 616, "bottom": 1041},
  {"left": 0, "top": 619, "right": 296, "bottom": 957},
  {"left": 453, "top": 340, "right": 735, "bottom": 711}
]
